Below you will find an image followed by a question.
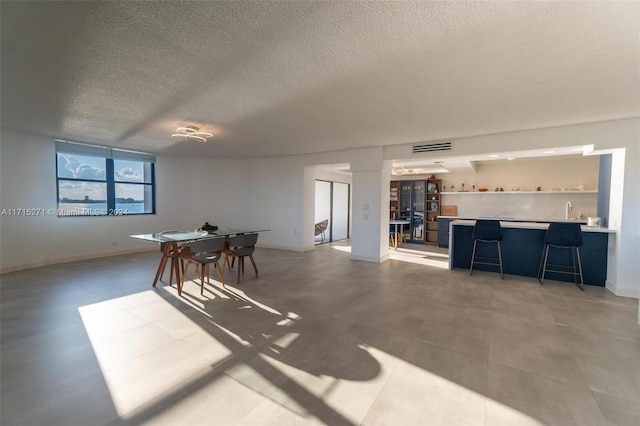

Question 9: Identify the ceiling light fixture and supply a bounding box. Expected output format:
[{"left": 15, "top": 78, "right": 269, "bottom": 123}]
[
  {"left": 543, "top": 150, "right": 556, "bottom": 154},
  {"left": 171, "top": 126, "right": 213, "bottom": 143},
  {"left": 392, "top": 166, "right": 405, "bottom": 176}
]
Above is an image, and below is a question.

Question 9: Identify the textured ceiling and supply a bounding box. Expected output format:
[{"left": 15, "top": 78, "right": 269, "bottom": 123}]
[{"left": 1, "top": 1, "right": 639, "bottom": 159}]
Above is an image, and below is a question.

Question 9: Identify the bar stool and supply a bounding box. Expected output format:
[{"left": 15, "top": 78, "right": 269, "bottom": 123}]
[
  {"left": 469, "top": 219, "right": 504, "bottom": 279},
  {"left": 538, "top": 222, "right": 584, "bottom": 290}
]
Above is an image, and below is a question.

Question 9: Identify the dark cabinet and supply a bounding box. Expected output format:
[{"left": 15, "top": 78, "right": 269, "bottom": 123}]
[
  {"left": 397, "top": 180, "right": 425, "bottom": 243},
  {"left": 390, "top": 178, "right": 442, "bottom": 244},
  {"left": 389, "top": 181, "right": 400, "bottom": 219},
  {"left": 438, "top": 217, "right": 452, "bottom": 248}
]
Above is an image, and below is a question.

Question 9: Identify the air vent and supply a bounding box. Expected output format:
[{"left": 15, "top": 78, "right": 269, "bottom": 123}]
[{"left": 412, "top": 140, "right": 453, "bottom": 154}]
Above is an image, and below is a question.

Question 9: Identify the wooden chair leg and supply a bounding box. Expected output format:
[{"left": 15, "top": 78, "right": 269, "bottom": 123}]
[
  {"left": 215, "top": 261, "right": 225, "bottom": 287},
  {"left": 223, "top": 253, "right": 231, "bottom": 271},
  {"left": 249, "top": 255, "right": 259, "bottom": 277},
  {"left": 174, "top": 257, "right": 182, "bottom": 294},
  {"left": 181, "top": 258, "right": 186, "bottom": 286}
]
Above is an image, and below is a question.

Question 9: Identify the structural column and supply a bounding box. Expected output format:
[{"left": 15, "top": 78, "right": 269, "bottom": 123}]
[{"left": 349, "top": 148, "right": 392, "bottom": 262}]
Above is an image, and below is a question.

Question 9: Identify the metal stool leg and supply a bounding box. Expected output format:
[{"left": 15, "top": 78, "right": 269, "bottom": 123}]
[
  {"left": 575, "top": 247, "right": 584, "bottom": 291},
  {"left": 538, "top": 244, "right": 584, "bottom": 289},
  {"left": 497, "top": 241, "right": 504, "bottom": 279},
  {"left": 571, "top": 247, "right": 580, "bottom": 287},
  {"left": 538, "top": 245, "right": 550, "bottom": 285},
  {"left": 469, "top": 240, "right": 478, "bottom": 275},
  {"left": 470, "top": 239, "right": 503, "bottom": 278}
]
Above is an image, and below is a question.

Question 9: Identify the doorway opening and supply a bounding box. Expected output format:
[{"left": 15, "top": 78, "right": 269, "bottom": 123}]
[{"left": 315, "top": 180, "right": 350, "bottom": 244}]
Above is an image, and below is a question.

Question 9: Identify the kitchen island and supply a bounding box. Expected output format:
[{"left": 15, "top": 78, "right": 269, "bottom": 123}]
[{"left": 449, "top": 220, "right": 615, "bottom": 286}]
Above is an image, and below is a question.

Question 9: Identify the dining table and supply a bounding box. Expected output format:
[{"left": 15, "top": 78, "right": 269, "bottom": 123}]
[{"left": 130, "top": 228, "right": 270, "bottom": 295}]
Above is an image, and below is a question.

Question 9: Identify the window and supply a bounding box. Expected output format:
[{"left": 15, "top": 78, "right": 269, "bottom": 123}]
[{"left": 55, "top": 140, "right": 156, "bottom": 216}]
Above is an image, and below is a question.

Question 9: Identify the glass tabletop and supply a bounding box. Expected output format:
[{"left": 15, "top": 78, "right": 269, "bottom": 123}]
[{"left": 130, "top": 228, "right": 270, "bottom": 243}]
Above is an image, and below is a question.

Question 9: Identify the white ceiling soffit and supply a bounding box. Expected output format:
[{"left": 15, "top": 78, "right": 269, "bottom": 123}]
[
  {"left": 1, "top": 2, "right": 639, "bottom": 158},
  {"left": 316, "top": 163, "right": 352, "bottom": 175},
  {"left": 391, "top": 144, "right": 594, "bottom": 174}
]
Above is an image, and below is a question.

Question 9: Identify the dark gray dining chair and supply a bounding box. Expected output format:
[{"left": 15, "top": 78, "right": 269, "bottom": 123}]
[
  {"left": 179, "top": 237, "right": 227, "bottom": 294},
  {"left": 223, "top": 233, "right": 259, "bottom": 284}
]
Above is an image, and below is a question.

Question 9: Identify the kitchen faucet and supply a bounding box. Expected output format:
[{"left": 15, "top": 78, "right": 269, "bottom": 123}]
[{"left": 565, "top": 201, "right": 572, "bottom": 220}]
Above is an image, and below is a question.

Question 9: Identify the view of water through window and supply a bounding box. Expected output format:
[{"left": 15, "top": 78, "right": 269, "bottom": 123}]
[{"left": 56, "top": 152, "right": 153, "bottom": 215}]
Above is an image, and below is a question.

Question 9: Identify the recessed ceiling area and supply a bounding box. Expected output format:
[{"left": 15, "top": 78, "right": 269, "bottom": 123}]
[
  {"left": 317, "top": 144, "right": 594, "bottom": 176},
  {"left": 389, "top": 145, "right": 595, "bottom": 175}
]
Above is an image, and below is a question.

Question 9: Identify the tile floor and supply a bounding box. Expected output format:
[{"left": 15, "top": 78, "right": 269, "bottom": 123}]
[{"left": 1, "top": 243, "right": 638, "bottom": 425}]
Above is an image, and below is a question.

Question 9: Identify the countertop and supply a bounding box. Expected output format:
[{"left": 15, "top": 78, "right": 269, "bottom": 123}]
[
  {"left": 450, "top": 219, "right": 615, "bottom": 234},
  {"left": 439, "top": 215, "right": 603, "bottom": 226},
  {"left": 439, "top": 215, "right": 587, "bottom": 222}
]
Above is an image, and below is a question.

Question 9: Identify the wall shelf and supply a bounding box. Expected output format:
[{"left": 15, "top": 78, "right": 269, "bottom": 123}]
[{"left": 441, "top": 190, "right": 597, "bottom": 194}]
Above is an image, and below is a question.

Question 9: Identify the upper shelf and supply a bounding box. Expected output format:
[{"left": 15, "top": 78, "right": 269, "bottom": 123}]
[{"left": 440, "top": 190, "right": 598, "bottom": 194}]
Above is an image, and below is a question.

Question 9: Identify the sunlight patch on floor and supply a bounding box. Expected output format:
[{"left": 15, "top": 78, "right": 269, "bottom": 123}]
[
  {"left": 390, "top": 247, "right": 449, "bottom": 269},
  {"left": 332, "top": 243, "right": 450, "bottom": 269},
  {"left": 77, "top": 287, "right": 539, "bottom": 425},
  {"left": 77, "top": 291, "right": 214, "bottom": 415},
  {"left": 77, "top": 288, "right": 304, "bottom": 417}
]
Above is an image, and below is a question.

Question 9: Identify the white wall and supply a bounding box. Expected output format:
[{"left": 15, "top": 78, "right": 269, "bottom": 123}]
[
  {"left": 0, "top": 129, "right": 301, "bottom": 272},
  {"left": 0, "top": 129, "right": 216, "bottom": 271},
  {"left": 0, "top": 133, "right": 369, "bottom": 271}
]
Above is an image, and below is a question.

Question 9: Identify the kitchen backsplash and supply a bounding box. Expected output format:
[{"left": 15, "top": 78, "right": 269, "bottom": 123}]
[{"left": 442, "top": 192, "right": 597, "bottom": 220}]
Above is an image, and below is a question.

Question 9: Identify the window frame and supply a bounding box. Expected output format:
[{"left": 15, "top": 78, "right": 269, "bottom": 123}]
[{"left": 55, "top": 140, "right": 156, "bottom": 217}]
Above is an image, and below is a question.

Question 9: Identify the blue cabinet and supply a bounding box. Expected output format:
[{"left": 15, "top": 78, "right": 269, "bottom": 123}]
[
  {"left": 450, "top": 223, "right": 608, "bottom": 286},
  {"left": 438, "top": 218, "right": 452, "bottom": 248}
]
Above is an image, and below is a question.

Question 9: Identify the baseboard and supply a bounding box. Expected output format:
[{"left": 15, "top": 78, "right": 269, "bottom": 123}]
[
  {"left": 605, "top": 280, "right": 640, "bottom": 299},
  {"left": 0, "top": 247, "right": 156, "bottom": 275},
  {"left": 256, "top": 243, "right": 312, "bottom": 252},
  {"left": 1, "top": 244, "right": 312, "bottom": 274}
]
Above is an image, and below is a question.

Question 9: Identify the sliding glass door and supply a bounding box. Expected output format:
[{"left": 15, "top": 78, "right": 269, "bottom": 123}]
[
  {"left": 315, "top": 180, "right": 350, "bottom": 244},
  {"left": 331, "top": 182, "right": 349, "bottom": 240}
]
